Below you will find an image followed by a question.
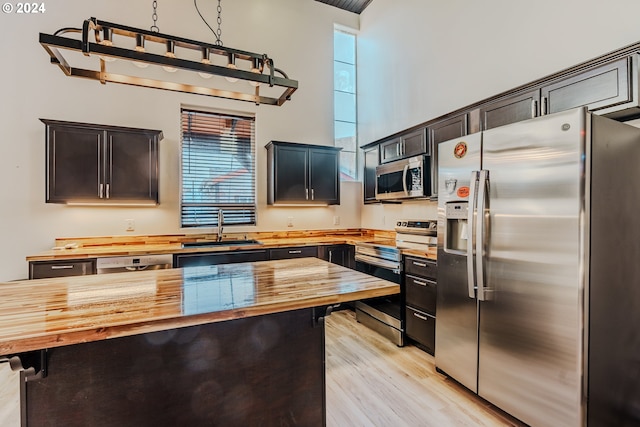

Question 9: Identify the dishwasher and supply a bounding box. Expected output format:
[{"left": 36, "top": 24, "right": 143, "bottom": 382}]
[{"left": 96, "top": 254, "right": 173, "bottom": 273}]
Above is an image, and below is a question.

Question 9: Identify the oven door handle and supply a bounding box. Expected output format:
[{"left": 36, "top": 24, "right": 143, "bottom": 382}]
[{"left": 355, "top": 254, "right": 401, "bottom": 274}]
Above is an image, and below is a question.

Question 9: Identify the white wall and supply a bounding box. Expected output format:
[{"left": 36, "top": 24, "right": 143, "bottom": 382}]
[
  {"left": 0, "top": 0, "right": 359, "bottom": 281},
  {"left": 358, "top": 0, "right": 640, "bottom": 229}
]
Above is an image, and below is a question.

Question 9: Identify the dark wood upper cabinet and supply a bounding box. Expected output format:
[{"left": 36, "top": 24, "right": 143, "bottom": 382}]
[
  {"left": 380, "top": 128, "right": 427, "bottom": 164},
  {"left": 42, "top": 119, "right": 162, "bottom": 204},
  {"left": 479, "top": 89, "right": 541, "bottom": 131},
  {"left": 428, "top": 114, "right": 468, "bottom": 145},
  {"left": 266, "top": 141, "right": 341, "bottom": 205},
  {"left": 541, "top": 57, "right": 631, "bottom": 116},
  {"left": 363, "top": 145, "right": 379, "bottom": 203}
]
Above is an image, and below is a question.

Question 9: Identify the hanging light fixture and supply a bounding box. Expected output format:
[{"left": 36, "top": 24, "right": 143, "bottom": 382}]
[{"left": 38, "top": 1, "right": 297, "bottom": 106}]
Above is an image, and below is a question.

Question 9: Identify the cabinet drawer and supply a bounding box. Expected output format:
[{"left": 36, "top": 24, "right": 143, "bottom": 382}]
[
  {"left": 405, "top": 306, "right": 435, "bottom": 355},
  {"left": 405, "top": 275, "right": 436, "bottom": 315},
  {"left": 404, "top": 256, "right": 437, "bottom": 280},
  {"left": 174, "top": 250, "right": 269, "bottom": 268},
  {"left": 30, "top": 259, "right": 96, "bottom": 279},
  {"left": 269, "top": 246, "right": 318, "bottom": 260}
]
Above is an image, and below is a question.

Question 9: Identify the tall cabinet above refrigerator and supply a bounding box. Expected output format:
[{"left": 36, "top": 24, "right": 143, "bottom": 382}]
[{"left": 436, "top": 107, "right": 640, "bottom": 427}]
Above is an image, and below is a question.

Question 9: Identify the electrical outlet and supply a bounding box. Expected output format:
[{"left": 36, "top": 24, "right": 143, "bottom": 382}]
[
  {"left": 333, "top": 216, "right": 340, "bottom": 225},
  {"left": 287, "top": 217, "right": 293, "bottom": 227},
  {"left": 125, "top": 219, "right": 135, "bottom": 232}
]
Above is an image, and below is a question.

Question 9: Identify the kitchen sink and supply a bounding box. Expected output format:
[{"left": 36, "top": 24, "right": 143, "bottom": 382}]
[{"left": 181, "top": 240, "right": 262, "bottom": 248}]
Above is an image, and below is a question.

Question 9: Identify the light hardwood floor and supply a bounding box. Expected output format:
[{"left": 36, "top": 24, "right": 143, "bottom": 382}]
[{"left": 325, "top": 310, "right": 525, "bottom": 427}]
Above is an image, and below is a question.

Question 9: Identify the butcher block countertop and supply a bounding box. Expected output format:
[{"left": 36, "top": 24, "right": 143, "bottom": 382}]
[
  {"left": 0, "top": 257, "right": 399, "bottom": 357},
  {"left": 25, "top": 229, "right": 437, "bottom": 261}
]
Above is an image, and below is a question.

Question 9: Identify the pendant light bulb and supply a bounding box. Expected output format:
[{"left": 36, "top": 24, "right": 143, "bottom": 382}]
[
  {"left": 133, "top": 34, "right": 149, "bottom": 68},
  {"left": 162, "top": 40, "right": 178, "bottom": 73},
  {"left": 225, "top": 53, "right": 238, "bottom": 83},
  {"left": 199, "top": 47, "right": 212, "bottom": 79},
  {"left": 249, "top": 58, "right": 261, "bottom": 87},
  {"left": 99, "top": 27, "right": 116, "bottom": 62}
]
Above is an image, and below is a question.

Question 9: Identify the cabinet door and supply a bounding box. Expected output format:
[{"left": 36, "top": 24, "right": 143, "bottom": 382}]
[
  {"left": 363, "top": 146, "right": 379, "bottom": 203},
  {"left": 318, "top": 244, "right": 355, "bottom": 269},
  {"left": 401, "top": 128, "right": 428, "bottom": 158},
  {"left": 30, "top": 259, "right": 96, "bottom": 279},
  {"left": 479, "top": 89, "right": 540, "bottom": 130},
  {"left": 273, "top": 145, "right": 308, "bottom": 202},
  {"left": 107, "top": 130, "right": 159, "bottom": 202},
  {"left": 542, "top": 57, "right": 631, "bottom": 115},
  {"left": 380, "top": 138, "right": 402, "bottom": 163},
  {"left": 429, "top": 114, "right": 468, "bottom": 145},
  {"left": 174, "top": 250, "right": 269, "bottom": 268},
  {"left": 309, "top": 148, "right": 339, "bottom": 204},
  {"left": 47, "top": 125, "right": 102, "bottom": 202}
]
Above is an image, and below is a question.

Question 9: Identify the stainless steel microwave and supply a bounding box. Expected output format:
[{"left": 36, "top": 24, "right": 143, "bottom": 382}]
[{"left": 375, "top": 155, "right": 432, "bottom": 200}]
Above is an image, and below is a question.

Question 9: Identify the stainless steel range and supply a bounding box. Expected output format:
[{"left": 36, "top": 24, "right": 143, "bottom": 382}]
[{"left": 354, "top": 220, "right": 436, "bottom": 346}]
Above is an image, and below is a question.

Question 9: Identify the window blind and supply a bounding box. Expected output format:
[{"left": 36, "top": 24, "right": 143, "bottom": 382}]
[{"left": 181, "top": 108, "right": 256, "bottom": 227}]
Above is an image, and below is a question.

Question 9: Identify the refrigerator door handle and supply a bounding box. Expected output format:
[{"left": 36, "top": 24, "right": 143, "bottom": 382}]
[
  {"left": 402, "top": 164, "right": 409, "bottom": 196},
  {"left": 467, "top": 170, "right": 479, "bottom": 298},
  {"left": 476, "top": 169, "right": 489, "bottom": 301}
]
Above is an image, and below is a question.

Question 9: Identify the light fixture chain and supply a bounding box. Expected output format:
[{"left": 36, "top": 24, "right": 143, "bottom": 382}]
[
  {"left": 150, "top": 0, "right": 159, "bottom": 32},
  {"left": 215, "top": 0, "right": 223, "bottom": 46}
]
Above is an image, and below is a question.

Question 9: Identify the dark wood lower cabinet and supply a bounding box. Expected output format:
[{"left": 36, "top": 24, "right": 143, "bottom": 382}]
[
  {"left": 403, "top": 256, "right": 437, "bottom": 355},
  {"left": 23, "top": 308, "right": 325, "bottom": 427}
]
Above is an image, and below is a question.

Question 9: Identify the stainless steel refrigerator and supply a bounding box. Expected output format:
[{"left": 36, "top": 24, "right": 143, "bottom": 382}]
[{"left": 436, "top": 106, "right": 640, "bottom": 427}]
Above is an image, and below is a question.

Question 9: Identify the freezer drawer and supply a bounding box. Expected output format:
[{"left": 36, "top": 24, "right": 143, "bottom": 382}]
[
  {"left": 405, "top": 274, "right": 436, "bottom": 315},
  {"left": 405, "top": 306, "right": 435, "bottom": 355},
  {"left": 404, "top": 256, "right": 437, "bottom": 280}
]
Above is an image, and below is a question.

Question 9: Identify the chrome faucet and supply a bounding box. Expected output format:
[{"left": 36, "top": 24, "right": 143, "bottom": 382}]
[{"left": 217, "top": 208, "right": 224, "bottom": 242}]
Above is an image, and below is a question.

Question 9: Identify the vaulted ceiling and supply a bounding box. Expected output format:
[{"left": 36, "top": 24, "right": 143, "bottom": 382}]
[{"left": 314, "top": 0, "right": 373, "bottom": 14}]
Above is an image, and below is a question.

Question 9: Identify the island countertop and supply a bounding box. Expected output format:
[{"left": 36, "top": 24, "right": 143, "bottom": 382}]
[{"left": 0, "top": 257, "right": 399, "bottom": 356}]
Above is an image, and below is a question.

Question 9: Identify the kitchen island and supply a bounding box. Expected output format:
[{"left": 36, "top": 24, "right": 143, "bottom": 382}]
[{"left": 0, "top": 258, "right": 399, "bottom": 426}]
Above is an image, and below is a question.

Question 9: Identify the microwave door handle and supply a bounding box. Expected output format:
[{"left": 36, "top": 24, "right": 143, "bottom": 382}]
[
  {"left": 476, "top": 170, "right": 489, "bottom": 301},
  {"left": 467, "top": 170, "right": 479, "bottom": 299},
  {"left": 402, "top": 164, "right": 409, "bottom": 196}
]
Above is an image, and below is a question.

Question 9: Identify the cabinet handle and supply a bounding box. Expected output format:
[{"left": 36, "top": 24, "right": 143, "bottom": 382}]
[
  {"left": 99, "top": 183, "right": 104, "bottom": 198},
  {"left": 541, "top": 96, "right": 548, "bottom": 115},
  {"left": 50, "top": 265, "right": 74, "bottom": 270},
  {"left": 311, "top": 188, "right": 315, "bottom": 200},
  {"left": 305, "top": 188, "right": 309, "bottom": 200},
  {"left": 413, "top": 312, "right": 428, "bottom": 321},
  {"left": 106, "top": 183, "right": 110, "bottom": 199},
  {"left": 329, "top": 250, "right": 332, "bottom": 263},
  {"left": 413, "top": 279, "right": 428, "bottom": 287},
  {"left": 531, "top": 99, "right": 538, "bottom": 118},
  {"left": 288, "top": 250, "right": 302, "bottom": 254},
  {"left": 412, "top": 261, "right": 427, "bottom": 267},
  {"left": 401, "top": 141, "right": 405, "bottom": 156}
]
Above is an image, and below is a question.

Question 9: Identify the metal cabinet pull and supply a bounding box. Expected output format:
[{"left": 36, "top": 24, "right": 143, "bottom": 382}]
[
  {"left": 413, "top": 312, "right": 428, "bottom": 321},
  {"left": 305, "top": 188, "right": 309, "bottom": 200},
  {"left": 311, "top": 188, "right": 315, "bottom": 200},
  {"left": 413, "top": 279, "right": 428, "bottom": 287},
  {"left": 328, "top": 250, "right": 332, "bottom": 263},
  {"left": 531, "top": 99, "right": 538, "bottom": 118},
  {"left": 99, "top": 183, "right": 104, "bottom": 198},
  {"left": 541, "top": 96, "right": 548, "bottom": 115},
  {"left": 50, "top": 265, "right": 74, "bottom": 270},
  {"left": 412, "top": 261, "right": 427, "bottom": 267},
  {"left": 106, "top": 183, "right": 110, "bottom": 199},
  {"left": 288, "top": 250, "right": 302, "bottom": 254}
]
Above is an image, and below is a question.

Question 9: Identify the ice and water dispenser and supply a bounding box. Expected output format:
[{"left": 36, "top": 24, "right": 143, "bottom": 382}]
[{"left": 445, "top": 201, "right": 469, "bottom": 254}]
